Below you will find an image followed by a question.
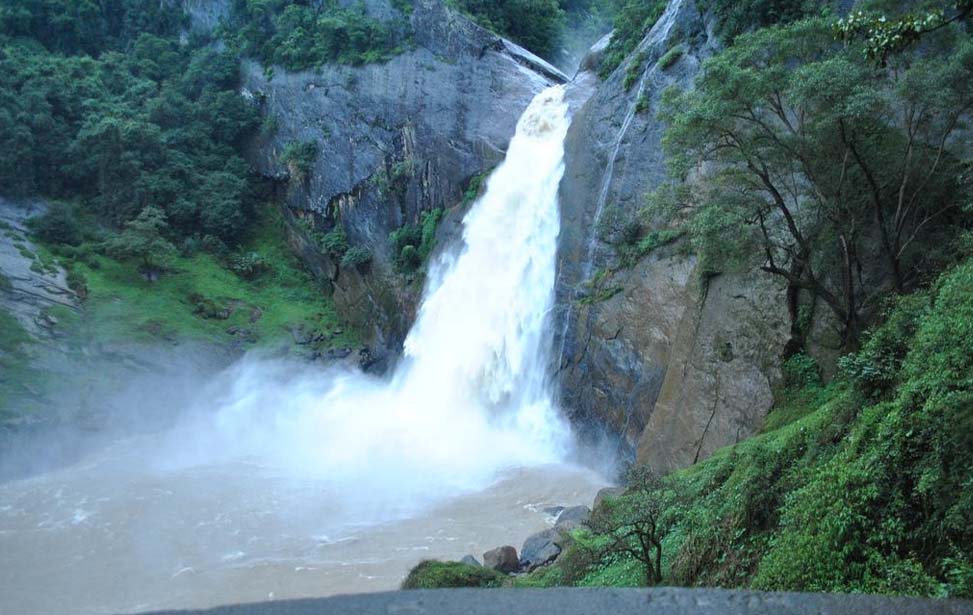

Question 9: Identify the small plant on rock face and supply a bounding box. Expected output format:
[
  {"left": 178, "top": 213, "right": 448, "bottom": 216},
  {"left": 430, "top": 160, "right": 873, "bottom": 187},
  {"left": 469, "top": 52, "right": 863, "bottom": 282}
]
[
  {"left": 281, "top": 140, "right": 319, "bottom": 182},
  {"left": 658, "top": 45, "right": 685, "bottom": 70},
  {"left": 340, "top": 246, "right": 372, "bottom": 269}
]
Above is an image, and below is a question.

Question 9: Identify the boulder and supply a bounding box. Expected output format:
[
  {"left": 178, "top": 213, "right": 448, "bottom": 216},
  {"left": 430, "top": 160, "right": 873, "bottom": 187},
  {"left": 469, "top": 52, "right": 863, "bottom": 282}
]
[
  {"left": 459, "top": 555, "right": 481, "bottom": 568},
  {"left": 593, "top": 487, "right": 625, "bottom": 512},
  {"left": 519, "top": 529, "right": 563, "bottom": 571},
  {"left": 554, "top": 505, "right": 591, "bottom": 531},
  {"left": 483, "top": 546, "right": 519, "bottom": 574}
]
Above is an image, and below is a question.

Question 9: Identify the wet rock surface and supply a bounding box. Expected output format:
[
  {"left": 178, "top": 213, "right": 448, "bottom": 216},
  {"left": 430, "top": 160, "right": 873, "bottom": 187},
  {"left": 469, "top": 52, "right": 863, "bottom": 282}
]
[
  {"left": 482, "top": 546, "right": 519, "bottom": 573},
  {"left": 0, "top": 199, "right": 79, "bottom": 340},
  {"left": 519, "top": 529, "right": 563, "bottom": 571},
  {"left": 554, "top": 0, "right": 798, "bottom": 474}
]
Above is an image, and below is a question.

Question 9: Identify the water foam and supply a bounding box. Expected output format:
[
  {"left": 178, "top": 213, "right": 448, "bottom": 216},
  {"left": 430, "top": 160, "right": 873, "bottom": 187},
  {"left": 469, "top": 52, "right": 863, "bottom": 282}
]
[{"left": 161, "top": 85, "right": 576, "bottom": 524}]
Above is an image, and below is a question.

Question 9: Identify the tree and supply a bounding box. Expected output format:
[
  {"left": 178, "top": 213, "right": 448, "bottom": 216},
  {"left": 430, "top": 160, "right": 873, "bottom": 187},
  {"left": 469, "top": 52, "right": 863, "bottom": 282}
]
[
  {"left": 656, "top": 18, "right": 972, "bottom": 343},
  {"left": 588, "top": 467, "right": 668, "bottom": 586},
  {"left": 104, "top": 206, "right": 176, "bottom": 274}
]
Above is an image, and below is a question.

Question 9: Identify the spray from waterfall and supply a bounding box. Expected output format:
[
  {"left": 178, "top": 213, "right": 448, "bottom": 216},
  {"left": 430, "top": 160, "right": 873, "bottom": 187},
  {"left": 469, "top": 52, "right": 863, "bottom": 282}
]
[{"left": 157, "top": 85, "right": 576, "bottom": 524}]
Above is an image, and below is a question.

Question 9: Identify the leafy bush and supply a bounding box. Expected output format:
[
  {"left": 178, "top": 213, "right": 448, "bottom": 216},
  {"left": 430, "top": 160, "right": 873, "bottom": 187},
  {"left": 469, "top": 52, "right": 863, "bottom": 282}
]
[
  {"left": 341, "top": 246, "right": 372, "bottom": 269},
  {"left": 228, "top": 251, "right": 271, "bottom": 280},
  {"left": 781, "top": 353, "right": 821, "bottom": 390},
  {"left": 281, "top": 141, "right": 319, "bottom": 182},
  {"left": 29, "top": 205, "right": 84, "bottom": 246},
  {"left": 401, "top": 560, "right": 504, "bottom": 589},
  {"left": 102, "top": 206, "right": 176, "bottom": 273},
  {"left": 319, "top": 226, "right": 348, "bottom": 259},
  {"left": 657, "top": 44, "right": 684, "bottom": 70},
  {"left": 622, "top": 51, "right": 645, "bottom": 89},
  {"left": 65, "top": 268, "right": 88, "bottom": 299},
  {"left": 390, "top": 208, "right": 444, "bottom": 273}
]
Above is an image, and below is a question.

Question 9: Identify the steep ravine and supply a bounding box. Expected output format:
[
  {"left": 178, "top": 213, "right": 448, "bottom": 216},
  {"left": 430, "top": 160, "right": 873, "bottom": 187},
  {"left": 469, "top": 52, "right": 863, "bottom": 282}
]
[{"left": 182, "top": 0, "right": 811, "bottom": 474}]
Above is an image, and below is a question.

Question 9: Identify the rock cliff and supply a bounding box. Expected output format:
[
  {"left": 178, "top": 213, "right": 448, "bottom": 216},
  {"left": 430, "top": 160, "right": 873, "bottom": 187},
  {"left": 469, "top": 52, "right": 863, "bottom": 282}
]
[
  {"left": 554, "top": 0, "right": 798, "bottom": 473},
  {"left": 185, "top": 0, "right": 567, "bottom": 351}
]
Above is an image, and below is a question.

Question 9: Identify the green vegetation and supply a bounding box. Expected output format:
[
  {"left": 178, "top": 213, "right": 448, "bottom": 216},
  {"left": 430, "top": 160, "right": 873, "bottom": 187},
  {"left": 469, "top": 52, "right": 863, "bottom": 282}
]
[
  {"left": 0, "top": 0, "right": 260, "bottom": 244},
  {"left": 401, "top": 560, "right": 505, "bottom": 589},
  {"left": 698, "top": 0, "right": 823, "bottom": 42},
  {"left": 654, "top": 14, "right": 972, "bottom": 342},
  {"left": 103, "top": 206, "right": 176, "bottom": 273},
  {"left": 656, "top": 44, "right": 683, "bottom": 70},
  {"left": 50, "top": 205, "right": 356, "bottom": 349},
  {"left": 516, "top": 259, "right": 973, "bottom": 596},
  {"left": 597, "top": 0, "right": 666, "bottom": 78},
  {"left": 390, "top": 208, "right": 444, "bottom": 273},
  {"left": 281, "top": 140, "right": 319, "bottom": 182},
  {"left": 449, "top": 0, "right": 564, "bottom": 58},
  {"left": 622, "top": 50, "right": 645, "bottom": 89},
  {"left": 220, "top": 0, "right": 412, "bottom": 72}
]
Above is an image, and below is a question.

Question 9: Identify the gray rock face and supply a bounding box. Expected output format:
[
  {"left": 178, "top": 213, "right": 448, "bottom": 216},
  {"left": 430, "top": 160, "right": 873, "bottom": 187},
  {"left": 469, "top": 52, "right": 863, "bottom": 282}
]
[
  {"left": 0, "top": 199, "right": 79, "bottom": 340},
  {"left": 520, "top": 529, "right": 563, "bottom": 571},
  {"left": 225, "top": 0, "right": 564, "bottom": 349},
  {"left": 482, "top": 546, "right": 519, "bottom": 574},
  {"left": 554, "top": 505, "right": 591, "bottom": 531},
  {"left": 553, "top": 0, "right": 796, "bottom": 474}
]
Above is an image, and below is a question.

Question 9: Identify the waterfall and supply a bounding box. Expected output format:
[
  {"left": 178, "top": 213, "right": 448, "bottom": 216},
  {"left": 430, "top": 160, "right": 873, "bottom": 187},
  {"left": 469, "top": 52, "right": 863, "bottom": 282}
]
[{"left": 162, "top": 85, "right": 577, "bottom": 523}]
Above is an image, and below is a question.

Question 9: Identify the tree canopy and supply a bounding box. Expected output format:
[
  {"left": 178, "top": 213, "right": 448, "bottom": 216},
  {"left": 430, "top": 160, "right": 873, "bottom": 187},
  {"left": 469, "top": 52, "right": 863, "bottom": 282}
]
[{"left": 654, "top": 16, "right": 973, "bottom": 342}]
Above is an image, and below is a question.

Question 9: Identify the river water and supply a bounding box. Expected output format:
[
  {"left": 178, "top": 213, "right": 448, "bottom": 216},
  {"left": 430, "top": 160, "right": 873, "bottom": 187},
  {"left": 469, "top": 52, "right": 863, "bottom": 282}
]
[{"left": 0, "top": 86, "right": 609, "bottom": 613}]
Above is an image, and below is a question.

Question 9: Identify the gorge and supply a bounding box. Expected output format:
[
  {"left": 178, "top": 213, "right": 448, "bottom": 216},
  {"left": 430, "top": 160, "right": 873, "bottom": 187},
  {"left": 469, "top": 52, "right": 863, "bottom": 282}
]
[{"left": 1, "top": 0, "right": 972, "bottom": 609}]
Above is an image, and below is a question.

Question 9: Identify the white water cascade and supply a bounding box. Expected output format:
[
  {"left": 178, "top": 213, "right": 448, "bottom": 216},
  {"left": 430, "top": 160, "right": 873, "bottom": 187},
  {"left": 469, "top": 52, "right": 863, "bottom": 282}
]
[
  {"left": 169, "top": 84, "right": 577, "bottom": 507},
  {"left": 0, "top": 86, "right": 607, "bottom": 614}
]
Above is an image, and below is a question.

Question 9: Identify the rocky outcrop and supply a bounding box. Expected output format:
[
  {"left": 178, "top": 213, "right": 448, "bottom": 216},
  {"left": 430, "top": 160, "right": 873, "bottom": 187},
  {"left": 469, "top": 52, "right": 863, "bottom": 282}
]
[
  {"left": 482, "top": 546, "right": 520, "bottom": 574},
  {"left": 554, "top": 0, "right": 797, "bottom": 475},
  {"left": 211, "top": 0, "right": 566, "bottom": 350},
  {"left": 554, "top": 505, "right": 591, "bottom": 531},
  {"left": 0, "top": 199, "right": 79, "bottom": 340},
  {"left": 520, "top": 528, "right": 563, "bottom": 571}
]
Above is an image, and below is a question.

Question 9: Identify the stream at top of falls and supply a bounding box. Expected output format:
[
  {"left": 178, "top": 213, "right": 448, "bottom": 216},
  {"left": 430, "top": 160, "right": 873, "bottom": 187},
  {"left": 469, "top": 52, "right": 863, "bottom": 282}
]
[{"left": 0, "top": 86, "right": 610, "bottom": 614}]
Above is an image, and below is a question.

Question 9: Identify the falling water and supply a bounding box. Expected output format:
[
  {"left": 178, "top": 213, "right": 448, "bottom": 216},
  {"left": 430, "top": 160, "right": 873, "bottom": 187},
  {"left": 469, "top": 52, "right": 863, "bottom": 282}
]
[{"left": 0, "top": 86, "right": 607, "bottom": 614}]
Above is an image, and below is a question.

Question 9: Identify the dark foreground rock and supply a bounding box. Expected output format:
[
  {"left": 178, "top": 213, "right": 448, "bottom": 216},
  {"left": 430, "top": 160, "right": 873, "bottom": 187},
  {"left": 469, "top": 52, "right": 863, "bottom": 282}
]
[
  {"left": 520, "top": 529, "right": 563, "bottom": 571},
  {"left": 482, "top": 546, "right": 519, "bottom": 573},
  {"left": 143, "top": 588, "right": 973, "bottom": 615}
]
